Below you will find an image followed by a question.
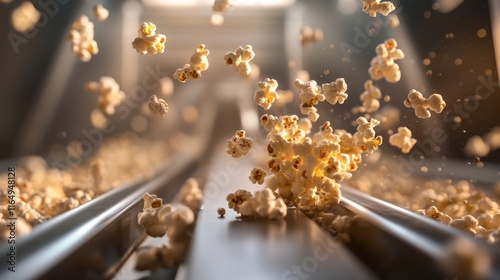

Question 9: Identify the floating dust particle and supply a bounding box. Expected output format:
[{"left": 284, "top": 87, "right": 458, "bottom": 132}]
[
  {"left": 454, "top": 116, "right": 461, "bottom": 123},
  {"left": 384, "top": 95, "right": 390, "bottom": 102},
  {"left": 445, "top": 33, "right": 455, "bottom": 39},
  {"left": 437, "top": 167, "right": 442, "bottom": 171},
  {"left": 387, "top": 129, "right": 394, "bottom": 135},
  {"left": 432, "top": 2, "right": 440, "bottom": 10},
  {"left": 57, "top": 131, "right": 68, "bottom": 139},
  {"left": 434, "top": 146, "right": 441, "bottom": 152},
  {"left": 424, "top": 10, "right": 432, "bottom": 19},
  {"left": 329, "top": 44, "right": 335, "bottom": 49},
  {"left": 477, "top": 29, "right": 487, "bottom": 38},
  {"left": 429, "top": 52, "right": 436, "bottom": 59},
  {"left": 130, "top": 115, "right": 148, "bottom": 133},
  {"left": 421, "top": 166, "right": 428, "bottom": 173},
  {"left": 341, "top": 57, "right": 348, "bottom": 63},
  {"left": 485, "top": 69, "right": 492, "bottom": 76},
  {"left": 426, "top": 70, "right": 433, "bottom": 76},
  {"left": 323, "top": 69, "right": 330, "bottom": 75},
  {"left": 423, "top": 58, "right": 431, "bottom": 66},
  {"left": 455, "top": 58, "right": 463, "bottom": 65},
  {"left": 477, "top": 161, "right": 485, "bottom": 168},
  {"left": 288, "top": 60, "right": 296, "bottom": 68},
  {"left": 463, "top": 130, "right": 467, "bottom": 133}
]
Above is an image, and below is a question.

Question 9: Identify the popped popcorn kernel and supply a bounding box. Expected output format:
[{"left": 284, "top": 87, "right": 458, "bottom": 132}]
[
  {"left": 404, "top": 89, "right": 446, "bottom": 119},
  {"left": 92, "top": 4, "right": 109, "bottom": 21},
  {"left": 174, "top": 44, "right": 210, "bottom": 82},
  {"left": 85, "top": 76, "right": 125, "bottom": 115},
  {"left": 294, "top": 79, "right": 325, "bottom": 122},
  {"left": 362, "top": 0, "right": 396, "bottom": 17},
  {"left": 389, "top": 126, "right": 417, "bottom": 154},
  {"left": 464, "top": 135, "right": 490, "bottom": 158},
  {"left": 354, "top": 117, "right": 383, "bottom": 153},
  {"left": 90, "top": 109, "right": 108, "bottom": 129},
  {"left": 224, "top": 45, "right": 255, "bottom": 76},
  {"left": 211, "top": 0, "right": 233, "bottom": 26},
  {"left": 132, "top": 22, "right": 166, "bottom": 55},
  {"left": 67, "top": 15, "right": 99, "bottom": 62},
  {"left": 249, "top": 168, "right": 267, "bottom": 185},
  {"left": 360, "top": 80, "right": 382, "bottom": 113},
  {"left": 274, "top": 90, "right": 294, "bottom": 108},
  {"left": 11, "top": 1, "right": 40, "bottom": 33},
  {"left": 148, "top": 95, "right": 169, "bottom": 116},
  {"left": 226, "top": 130, "right": 254, "bottom": 158},
  {"left": 369, "top": 38, "right": 404, "bottom": 83},
  {"left": 299, "top": 24, "right": 324, "bottom": 47},
  {"left": 254, "top": 78, "right": 279, "bottom": 110},
  {"left": 322, "top": 78, "right": 348, "bottom": 105},
  {"left": 226, "top": 188, "right": 287, "bottom": 220}
]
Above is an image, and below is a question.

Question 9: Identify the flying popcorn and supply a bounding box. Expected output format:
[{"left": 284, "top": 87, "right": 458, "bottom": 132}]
[
  {"left": 295, "top": 79, "right": 325, "bottom": 122},
  {"left": 226, "top": 130, "right": 254, "bottom": 158},
  {"left": 369, "top": 38, "right": 405, "bottom": 83},
  {"left": 92, "top": 4, "right": 109, "bottom": 21},
  {"left": 132, "top": 22, "right": 166, "bottom": 55},
  {"left": 85, "top": 76, "right": 125, "bottom": 115},
  {"left": 224, "top": 45, "right": 255, "bottom": 76},
  {"left": 360, "top": 80, "right": 382, "bottom": 112},
  {"left": 211, "top": 0, "right": 233, "bottom": 26},
  {"left": 389, "top": 126, "right": 417, "bottom": 154},
  {"left": 173, "top": 44, "right": 210, "bottom": 82},
  {"left": 361, "top": 0, "right": 396, "bottom": 17},
  {"left": 11, "top": 1, "right": 40, "bottom": 32},
  {"left": 67, "top": 15, "right": 99, "bottom": 62},
  {"left": 249, "top": 168, "right": 267, "bottom": 185},
  {"left": 322, "top": 78, "right": 348, "bottom": 105},
  {"left": 404, "top": 89, "right": 446, "bottom": 119},
  {"left": 254, "top": 78, "right": 279, "bottom": 110},
  {"left": 299, "top": 24, "right": 323, "bottom": 47}
]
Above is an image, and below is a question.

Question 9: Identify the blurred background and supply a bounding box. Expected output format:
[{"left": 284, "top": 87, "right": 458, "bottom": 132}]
[{"left": 0, "top": 0, "right": 498, "bottom": 167}]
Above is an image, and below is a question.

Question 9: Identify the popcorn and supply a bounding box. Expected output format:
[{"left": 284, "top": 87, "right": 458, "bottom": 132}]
[
  {"left": 389, "top": 127, "right": 417, "bottom": 154},
  {"left": 211, "top": 0, "right": 233, "bottom": 26},
  {"left": 361, "top": 0, "right": 396, "bottom": 17},
  {"left": 226, "top": 188, "right": 287, "bottom": 220},
  {"left": 137, "top": 193, "right": 166, "bottom": 237},
  {"left": 354, "top": 117, "right": 383, "bottom": 153},
  {"left": 92, "top": 4, "right": 109, "bottom": 21},
  {"left": 294, "top": 79, "right": 325, "bottom": 122},
  {"left": 148, "top": 95, "right": 169, "bottom": 116},
  {"left": 173, "top": 44, "right": 210, "bottom": 82},
  {"left": 249, "top": 168, "right": 267, "bottom": 185},
  {"left": 173, "top": 178, "right": 203, "bottom": 213},
  {"left": 403, "top": 89, "right": 446, "bottom": 119},
  {"left": 132, "top": 22, "right": 166, "bottom": 55},
  {"left": 217, "top": 207, "right": 226, "bottom": 217},
  {"left": 67, "top": 15, "right": 99, "bottom": 62},
  {"left": 254, "top": 78, "right": 279, "bottom": 110},
  {"left": 160, "top": 76, "right": 175, "bottom": 97},
  {"left": 299, "top": 24, "right": 323, "bottom": 47},
  {"left": 439, "top": 238, "right": 490, "bottom": 280},
  {"left": 368, "top": 38, "right": 404, "bottom": 83},
  {"left": 226, "top": 130, "right": 254, "bottom": 158},
  {"left": 387, "top": 14, "right": 400, "bottom": 27},
  {"left": 464, "top": 135, "right": 490, "bottom": 157},
  {"left": 484, "top": 126, "right": 500, "bottom": 150},
  {"left": 322, "top": 78, "right": 348, "bottom": 105},
  {"left": 224, "top": 45, "right": 255, "bottom": 76},
  {"left": 85, "top": 76, "right": 126, "bottom": 115},
  {"left": 359, "top": 80, "right": 382, "bottom": 112},
  {"left": 90, "top": 109, "right": 108, "bottom": 129},
  {"left": 11, "top": 1, "right": 40, "bottom": 33}
]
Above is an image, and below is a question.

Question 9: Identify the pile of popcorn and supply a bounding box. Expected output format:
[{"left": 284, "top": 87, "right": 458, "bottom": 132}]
[
  {"left": 67, "top": 15, "right": 99, "bottom": 62},
  {"left": 135, "top": 178, "right": 203, "bottom": 270},
  {"left": 368, "top": 38, "right": 405, "bottom": 83},
  {"left": 226, "top": 188, "right": 287, "bottom": 220},
  {"left": 173, "top": 44, "right": 210, "bottom": 82},
  {"left": 132, "top": 22, "right": 166, "bottom": 55},
  {"left": 0, "top": 134, "right": 170, "bottom": 242}
]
